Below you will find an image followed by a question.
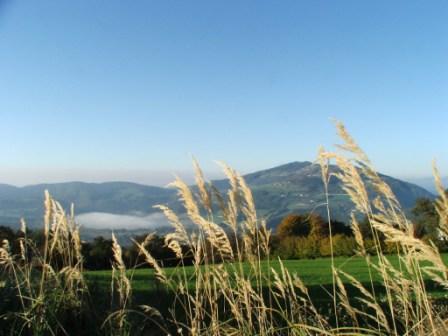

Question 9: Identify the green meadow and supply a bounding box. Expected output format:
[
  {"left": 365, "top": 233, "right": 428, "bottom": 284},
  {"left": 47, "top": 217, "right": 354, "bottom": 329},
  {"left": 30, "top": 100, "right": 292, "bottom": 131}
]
[{"left": 85, "top": 254, "right": 448, "bottom": 298}]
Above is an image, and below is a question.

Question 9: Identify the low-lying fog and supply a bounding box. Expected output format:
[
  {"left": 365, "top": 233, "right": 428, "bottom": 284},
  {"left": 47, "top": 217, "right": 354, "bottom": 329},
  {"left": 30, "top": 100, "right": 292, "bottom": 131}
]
[{"left": 76, "top": 212, "right": 170, "bottom": 230}]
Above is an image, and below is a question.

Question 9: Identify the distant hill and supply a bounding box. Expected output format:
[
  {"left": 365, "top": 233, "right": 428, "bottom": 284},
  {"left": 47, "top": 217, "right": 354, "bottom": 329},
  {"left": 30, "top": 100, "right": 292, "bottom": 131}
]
[
  {"left": 0, "top": 181, "right": 175, "bottom": 228},
  {"left": 402, "top": 176, "right": 448, "bottom": 194},
  {"left": 210, "top": 162, "right": 435, "bottom": 228},
  {"left": 0, "top": 162, "right": 435, "bottom": 238}
]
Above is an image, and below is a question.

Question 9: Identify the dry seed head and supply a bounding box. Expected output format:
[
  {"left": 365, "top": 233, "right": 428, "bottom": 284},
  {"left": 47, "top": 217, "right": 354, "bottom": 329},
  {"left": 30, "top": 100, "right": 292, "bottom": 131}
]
[
  {"left": 134, "top": 240, "right": 167, "bottom": 283},
  {"left": 211, "top": 185, "right": 229, "bottom": 221},
  {"left": 317, "top": 146, "right": 330, "bottom": 186},
  {"left": 224, "top": 189, "right": 238, "bottom": 231},
  {"left": 140, "top": 305, "right": 163, "bottom": 318},
  {"left": 72, "top": 227, "right": 83, "bottom": 262},
  {"left": 0, "top": 240, "right": 11, "bottom": 265},
  {"left": 168, "top": 176, "right": 202, "bottom": 226},
  {"left": 155, "top": 205, "right": 189, "bottom": 246},
  {"left": 334, "top": 268, "right": 358, "bottom": 323},
  {"left": 333, "top": 156, "right": 370, "bottom": 215},
  {"left": 258, "top": 219, "right": 271, "bottom": 255},
  {"left": 141, "top": 232, "right": 156, "bottom": 248},
  {"left": 217, "top": 161, "right": 241, "bottom": 225},
  {"left": 70, "top": 203, "right": 75, "bottom": 221},
  {"left": 20, "top": 218, "right": 27, "bottom": 234},
  {"left": 19, "top": 239, "right": 26, "bottom": 261},
  {"left": 350, "top": 213, "right": 366, "bottom": 255},
  {"left": 335, "top": 121, "right": 371, "bottom": 164},
  {"left": 111, "top": 233, "right": 125, "bottom": 270},
  {"left": 236, "top": 172, "right": 258, "bottom": 231},
  {"left": 2, "top": 239, "right": 10, "bottom": 251},
  {"left": 338, "top": 269, "right": 390, "bottom": 332},
  {"left": 192, "top": 158, "right": 212, "bottom": 212},
  {"left": 292, "top": 273, "right": 308, "bottom": 295},
  {"left": 202, "top": 219, "right": 234, "bottom": 259},
  {"left": 433, "top": 161, "right": 448, "bottom": 236},
  {"left": 166, "top": 237, "right": 183, "bottom": 258},
  {"left": 216, "top": 161, "right": 239, "bottom": 196},
  {"left": 44, "top": 190, "right": 52, "bottom": 235},
  {"left": 271, "top": 268, "right": 286, "bottom": 298}
]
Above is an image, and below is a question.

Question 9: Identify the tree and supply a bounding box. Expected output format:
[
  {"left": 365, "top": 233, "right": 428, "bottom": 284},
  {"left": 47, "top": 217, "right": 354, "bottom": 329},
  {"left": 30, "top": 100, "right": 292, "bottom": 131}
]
[
  {"left": 276, "top": 214, "right": 311, "bottom": 239},
  {"left": 411, "top": 197, "right": 438, "bottom": 240},
  {"left": 83, "top": 236, "right": 114, "bottom": 270},
  {"left": 276, "top": 213, "right": 327, "bottom": 239},
  {"left": 330, "top": 220, "right": 352, "bottom": 236},
  {"left": 308, "top": 214, "right": 327, "bottom": 238},
  {"left": 275, "top": 213, "right": 327, "bottom": 259}
]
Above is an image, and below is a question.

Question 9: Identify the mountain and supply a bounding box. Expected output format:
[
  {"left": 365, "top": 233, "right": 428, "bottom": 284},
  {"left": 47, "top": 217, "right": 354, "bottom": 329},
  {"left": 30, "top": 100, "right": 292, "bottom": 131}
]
[
  {"left": 210, "top": 162, "right": 435, "bottom": 228},
  {"left": 0, "top": 162, "right": 435, "bottom": 236},
  {"left": 0, "top": 182, "right": 176, "bottom": 228}
]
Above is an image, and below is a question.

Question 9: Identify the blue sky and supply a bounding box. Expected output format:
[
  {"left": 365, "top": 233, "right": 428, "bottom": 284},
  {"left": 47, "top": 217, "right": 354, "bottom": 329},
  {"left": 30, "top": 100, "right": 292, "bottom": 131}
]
[{"left": 0, "top": 1, "right": 447, "bottom": 186}]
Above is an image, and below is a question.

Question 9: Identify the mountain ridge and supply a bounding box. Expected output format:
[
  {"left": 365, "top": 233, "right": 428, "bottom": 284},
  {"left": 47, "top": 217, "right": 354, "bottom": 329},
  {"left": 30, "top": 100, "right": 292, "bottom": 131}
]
[{"left": 0, "top": 161, "right": 435, "bottom": 234}]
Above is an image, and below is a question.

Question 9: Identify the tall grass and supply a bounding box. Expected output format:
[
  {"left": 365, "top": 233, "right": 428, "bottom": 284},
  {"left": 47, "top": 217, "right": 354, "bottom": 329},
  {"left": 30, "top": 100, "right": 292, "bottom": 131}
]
[
  {"left": 0, "top": 192, "right": 86, "bottom": 335},
  {"left": 1, "top": 123, "right": 447, "bottom": 335}
]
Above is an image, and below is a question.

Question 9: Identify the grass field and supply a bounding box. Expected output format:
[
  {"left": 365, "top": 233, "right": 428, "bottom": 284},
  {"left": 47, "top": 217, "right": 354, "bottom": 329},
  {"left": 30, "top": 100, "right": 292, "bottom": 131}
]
[{"left": 85, "top": 254, "right": 448, "bottom": 299}]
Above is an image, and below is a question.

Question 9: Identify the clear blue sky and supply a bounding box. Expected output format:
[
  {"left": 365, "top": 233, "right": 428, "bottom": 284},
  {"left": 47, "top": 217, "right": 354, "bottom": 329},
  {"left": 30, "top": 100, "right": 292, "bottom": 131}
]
[{"left": 0, "top": 1, "right": 447, "bottom": 186}]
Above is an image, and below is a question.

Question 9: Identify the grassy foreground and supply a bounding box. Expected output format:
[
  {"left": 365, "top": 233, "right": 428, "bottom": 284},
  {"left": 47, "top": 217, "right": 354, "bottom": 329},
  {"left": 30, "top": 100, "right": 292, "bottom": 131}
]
[{"left": 2, "top": 123, "right": 448, "bottom": 335}]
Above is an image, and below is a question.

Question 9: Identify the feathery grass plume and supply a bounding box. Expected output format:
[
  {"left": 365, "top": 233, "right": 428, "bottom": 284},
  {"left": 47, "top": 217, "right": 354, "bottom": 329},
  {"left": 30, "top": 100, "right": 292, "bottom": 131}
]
[
  {"left": 338, "top": 269, "right": 390, "bottom": 333},
  {"left": 20, "top": 217, "right": 26, "bottom": 234},
  {"left": 110, "top": 233, "right": 132, "bottom": 333},
  {"left": 155, "top": 205, "right": 188, "bottom": 258},
  {"left": 0, "top": 191, "right": 88, "bottom": 335},
  {"left": 44, "top": 189, "right": 52, "bottom": 235},
  {"left": 49, "top": 201, "right": 68, "bottom": 255},
  {"left": 112, "top": 233, "right": 131, "bottom": 305},
  {"left": 0, "top": 239, "right": 11, "bottom": 265},
  {"left": 216, "top": 161, "right": 240, "bottom": 229},
  {"left": 193, "top": 157, "right": 212, "bottom": 212},
  {"left": 169, "top": 176, "right": 202, "bottom": 225},
  {"left": 204, "top": 219, "right": 234, "bottom": 259},
  {"left": 334, "top": 268, "right": 358, "bottom": 327},
  {"left": 271, "top": 267, "right": 286, "bottom": 299},
  {"left": 134, "top": 239, "right": 168, "bottom": 284},
  {"left": 168, "top": 173, "right": 234, "bottom": 260},
  {"left": 234, "top": 166, "right": 261, "bottom": 263},
  {"left": 211, "top": 184, "right": 229, "bottom": 221},
  {"left": 18, "top": 218, "right": 27, "bottom": 261},
  {"left": 155, "top": 205, "right": 188, "bottom": 245},
  {"left": 72, "top": 226, "right": 83, "bottom": 266},
  {"left": 335, "top": 121, "right": 404, "bottom": 219},
  {"left": 318, "top": 146, "right": 340, "bottom": 329},
  {"left": 317, "top": 146, "right": 330, "bottom": 186},
  {"left": 433, "top": 161, "right": 448, "bottom": 238},
  {"left": 319, "top": 150, "right": 371, "bottom": 216},
  {"left": 236, "top": 170, "right": 257, "bottom": 230},
  {"left": 350, "top": 212, "right": 366, "bottom": 256},
  {"left": 258, "top": 219, "right": 271, "bottom": 256},
  {"left": 276, "top": 258, "right": 304, "bottom": 324},
  {"left": 334, "top": 121, "right": 371, "bottom": 165},
  {"left": 326, "top": 122, "right": 448, "bottom": 335}
]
